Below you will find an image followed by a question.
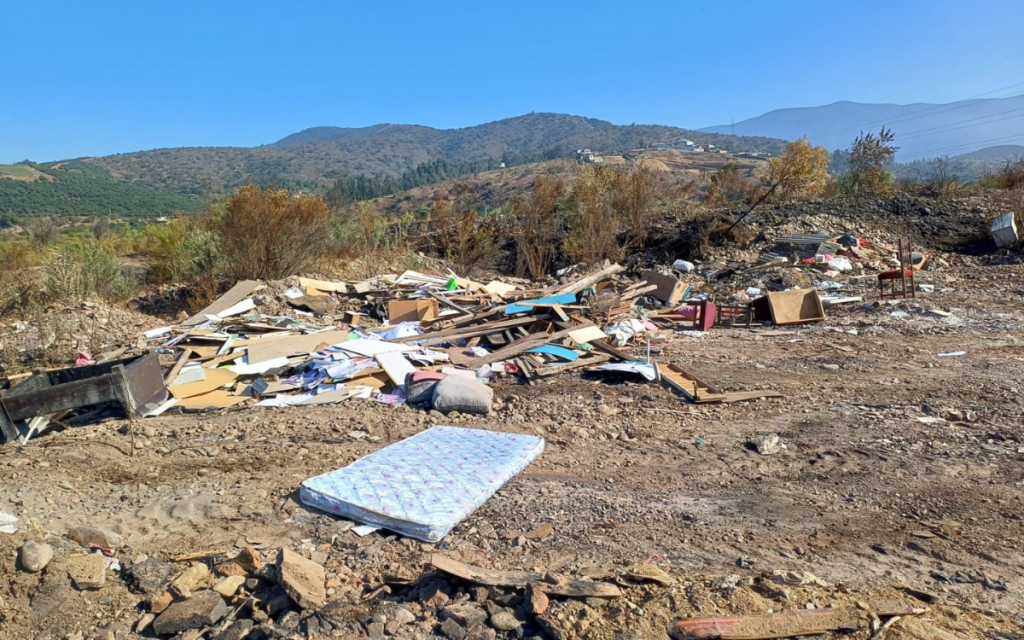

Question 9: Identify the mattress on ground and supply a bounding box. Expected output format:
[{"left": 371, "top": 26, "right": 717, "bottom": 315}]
[{"left": 299, "top": 425, "right": 545, "bottom": 542}]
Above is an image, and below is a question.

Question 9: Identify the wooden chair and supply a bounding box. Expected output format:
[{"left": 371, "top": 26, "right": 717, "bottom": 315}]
[{"left": 878, "top": 237, "right": 915, "bottom": 299}]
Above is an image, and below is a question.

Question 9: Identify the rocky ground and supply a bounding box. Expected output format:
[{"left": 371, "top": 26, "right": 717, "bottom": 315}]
[{"left": 1, "top": 255, "right": 1023, "bottom": 640}]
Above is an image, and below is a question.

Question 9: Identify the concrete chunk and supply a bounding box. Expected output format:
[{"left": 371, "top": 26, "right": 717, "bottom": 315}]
[
  {"left": 277, "top": 548, "right": 326, "bottom": 609},
  {"left": 67, "top": 554, "right": 106, "bottom": 590},
  {"left": 153, "top": 590, "right": 228, "bottom": 635}
]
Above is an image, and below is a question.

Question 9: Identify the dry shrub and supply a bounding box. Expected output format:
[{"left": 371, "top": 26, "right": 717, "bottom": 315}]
[
  {"left": 220, "top": 185, "right": 333, "bottom": 280},
  {"left": 610, "top": 164, "right": 659, "bottom": 249},
  {"left": 703, "top": 163, "right": 755, "bottom": 206},
  {"left": 431, "top": 192, "right": 499, "bottom": 275},
  {"left": 676, "top": 209, "right": 755, "bottom": 259},
  {"left": 990, "top": 158, "right": 1024, "bottom": 190},
  {"left": 0, "top": 242, "right": 42, "bottom": 318},
  {"left": 25, "top": 217, "right": 60, "bottom": 246},
  {"left": 564, "top": 164, "right": 622, "bottom": 265},
  {"left": 510, "top": 175, "right": 564, "bottom": 278}
]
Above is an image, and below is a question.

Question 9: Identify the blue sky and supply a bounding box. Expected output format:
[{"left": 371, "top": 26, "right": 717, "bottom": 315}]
[{"left": 2, "top": 0, "right": 1022, "bottom": 162}]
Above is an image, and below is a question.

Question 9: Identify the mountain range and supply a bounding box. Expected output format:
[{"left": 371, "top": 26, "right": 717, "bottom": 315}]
[
  {"left": 86, "top": 113, "right": 785, "bottom": 196},
  {"left": 701, "top": 94, "right": 1024, "bottom": 160}
]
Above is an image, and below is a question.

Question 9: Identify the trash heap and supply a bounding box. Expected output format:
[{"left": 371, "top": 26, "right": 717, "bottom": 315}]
[
  {"left": 139, "top": 263, "right": 686, "bottom": 417},
  {"left": 2, "top": 259, "right": 815, "bottom": 444}
]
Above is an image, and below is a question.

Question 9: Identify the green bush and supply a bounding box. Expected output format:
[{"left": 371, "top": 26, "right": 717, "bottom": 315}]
[
  {"left": 144, "top": 217, "right": 223, "bottom": 283},
  {"left": 45, "top": 238, "right": 136, "bottom": 302}
]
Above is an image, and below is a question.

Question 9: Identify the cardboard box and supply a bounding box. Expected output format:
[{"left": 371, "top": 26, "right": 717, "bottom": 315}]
[
  {"left": 641, "top": 270, "right": 686, "bottom": 304},
  {"left": 387, "top": 299, "right": 440, "bottom": 324},
  {"left": 752, "top": 289, "right": 825, "bottom": 326}
]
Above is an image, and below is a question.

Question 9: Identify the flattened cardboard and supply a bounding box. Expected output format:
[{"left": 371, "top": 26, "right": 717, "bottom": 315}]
[
  {"left": 246, "top": 330, "right": 350, "bottom": 364},
  {"left": 168, "top": 368, "right": 238, "bottom": 399},
  {"left": 299, "top": 277, "right": 348, "bottom": 294},
  {"left": 176, "top": 390, "right": 249, "bottom": 409}
]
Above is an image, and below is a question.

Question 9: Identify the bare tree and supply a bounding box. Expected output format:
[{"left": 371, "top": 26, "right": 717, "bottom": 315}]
[
  {"left": 848, "top": 127, "right": 898, "bottom": 194},
  {"left": 925, "top": 156, "right": 964, "bottom": 199}
]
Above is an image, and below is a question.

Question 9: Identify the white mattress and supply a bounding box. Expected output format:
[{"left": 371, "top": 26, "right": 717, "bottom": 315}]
[{"left": 299, "top": 425, "right": 544, "bottom": 542}]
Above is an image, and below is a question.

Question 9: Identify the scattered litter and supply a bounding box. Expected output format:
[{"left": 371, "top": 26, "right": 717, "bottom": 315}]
[
  {"left": 748, "top": 434, "right": 785, "bottom": 455},
  {"left": 938, "top": 351, "right": 966, "bottom": 357},
  {"left": 0, "top": 509, "right": 18, "bottom": 534},
  {"left": 351, "top": 525, "right": 380, "bottom": 537},
  {"left": 672, "top": 259, "right": 695, "bottom": 272}
]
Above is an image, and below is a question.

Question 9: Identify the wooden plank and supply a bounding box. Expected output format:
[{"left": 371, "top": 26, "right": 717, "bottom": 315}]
[
  {"left": 674, "top": 607, "right": 862, "bottom": 639},
  {"left": 532, "top": 353, "right": 611, "bottom": 378},
  {"left": 183, "top": 280, "right": 262, "bottom": 326},
  {"left": 394, "top": 316, "right": 539, "bottom": 345},
  {"left": 164, "top": 348, "right": 193, "bottom": 386},
  {"left": 674, "top": 602, "right": 923, "bottom": 639},
  {"left": 2, "top": 375, "right": 119, "bottom": 421},
  {"left": 476, "top": 326, "right": 584, "bottom": 365},
  {"left": 176, "top": 390, "right": 249, "bottom": 410},
  {"left": 431, "top": 555, "right": 621, "bottom": 598},
  {"left": 553, "top": 263, "right": 624, "bottom": 295}
]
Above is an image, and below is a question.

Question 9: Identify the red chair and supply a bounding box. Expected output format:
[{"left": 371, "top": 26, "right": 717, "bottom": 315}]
[{"left": 878, "top": 238, "right": 915, "bottom": 299}]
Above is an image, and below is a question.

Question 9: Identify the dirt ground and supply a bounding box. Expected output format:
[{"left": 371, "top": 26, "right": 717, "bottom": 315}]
[{"left": 2, "top": 263, "right": 1024, "bottom": 640}]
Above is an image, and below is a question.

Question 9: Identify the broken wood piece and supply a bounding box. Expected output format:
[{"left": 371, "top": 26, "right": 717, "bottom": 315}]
[
  {"left": 163, "top": 348, "right": 194, "bottom": 386},
  {"left": 531, "top": 353, "right": 611, "bottom": 378},
  {"left": 658, "top": 363, "right": 782, "bottom": 404},
  {"left": 554, "top": 263, "right": 624, "bottom": 295},
  {"left": 674, "top": 601, "right": 925, "bottom": 639},
  {"left": 430, "top": 555, "right": 621, "bottom": 598}
]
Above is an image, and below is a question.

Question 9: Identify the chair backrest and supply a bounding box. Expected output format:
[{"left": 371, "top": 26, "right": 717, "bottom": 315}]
[{"left": 897, "top": 238, "right": 913, "bottom": 269}]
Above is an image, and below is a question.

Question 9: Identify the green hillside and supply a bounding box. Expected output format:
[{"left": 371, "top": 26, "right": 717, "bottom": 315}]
[{"left": 0, "top": 161, "right": 205, "bottom": 217}]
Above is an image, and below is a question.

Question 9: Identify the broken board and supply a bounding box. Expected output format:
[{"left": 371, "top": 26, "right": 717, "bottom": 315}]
[
  {"left": 374, "top": 351, "right": 416, "bottom": 390},
  {"left": 430, "top": 554, "right": 621, "bottom": 598},
  {"left": 183, "top": 280, "right": 262, "bottom": 326}
]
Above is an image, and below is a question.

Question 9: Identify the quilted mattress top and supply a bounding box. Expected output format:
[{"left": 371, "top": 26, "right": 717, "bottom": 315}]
[{"left": 300, "top": 425, "right": 545, "bottom": 541}]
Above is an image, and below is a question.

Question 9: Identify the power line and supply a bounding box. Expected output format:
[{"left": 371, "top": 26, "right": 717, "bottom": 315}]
[
  {"left": 805, "top": 82, "right": 1024, "bottom": 139},
  {"left": 894, "top": 106, "right": 1024, "bottom": 140},
  {"left": 898, "top": 132, "right": 1024, "bottom": 161},
  {"left": 895, "top": 109, "right": 1024, "bottom": 143}
]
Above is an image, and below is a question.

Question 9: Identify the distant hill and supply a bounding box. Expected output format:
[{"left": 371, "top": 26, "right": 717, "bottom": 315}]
[
  {"left": 0, "top": 160, "right": 204, "bottom": 218},
  {"left": 86, "top": 113, "right": 787, "bottom": 195},
  {"left": 953, "top": 144, "right": 1024, "bottom": 162},
  {"left": 701, "top": 95, "right": 1024, "bottom": 160}
]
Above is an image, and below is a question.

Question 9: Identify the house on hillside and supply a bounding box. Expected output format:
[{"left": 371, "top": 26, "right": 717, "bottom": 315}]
[{"left": 675, "top": 139, "right": 694, "bottom": 148}]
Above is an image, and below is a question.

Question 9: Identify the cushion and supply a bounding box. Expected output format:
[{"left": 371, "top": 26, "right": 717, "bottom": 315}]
[{"left": 431, "top": 375, "right": 493, "bottom": 415}]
